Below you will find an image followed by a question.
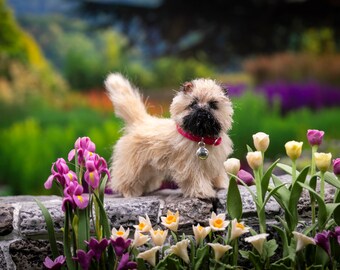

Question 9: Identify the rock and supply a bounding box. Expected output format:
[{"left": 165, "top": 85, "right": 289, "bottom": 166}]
[
  {"left": 0, "top": 247, "right": 7, "bottom": 269},
  {"left": 9, "top": 239, "right": 63, "bottom": 270},
  {"left": 0, "top": 204, "right": 14, "bottom": 236},
  {"left": 19, "top": 199, "right": 64, "bottom": 237}
]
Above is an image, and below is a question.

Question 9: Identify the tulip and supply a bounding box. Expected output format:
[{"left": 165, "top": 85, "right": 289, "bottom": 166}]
[
  {"left": 292, "top": 231, "right": 316, "bottom": 252},
  {"left": 117, "top": 253, "right": 137, "bottom": 270},
  {"left": 236, "top": 169, "right": 255, "bottom": 186},
  {"left": 150, "top": 228, "right": 168, "bottom": 246},
  {"left": 333, "top": 158, "right": 340, "bottom": 176},
  {"left": 85, "top": 237, "right": 109, "bottom": 261},
  {"left": 110, "top": 237, "right": 132, "bottom": 257},
  {"left": 192, "top": 223, "right": 211, "bottom": 244},
  {"left": 209, "top": 212, "right": 229, "bottom": 232},
  {"left": 285, "top": 141, "right": 303, "bottom": 161},
  {"left": 307, "top": 129, "right": 325, "bottom": 146},
  {"left": 208, "top": 243, "right": 232, "bottom": 261},
  {"left": 111, "top": 226, "right": 130, "bottom": 240},
  {"left": 43, "top": 255, "right": 66, "bottom": 270},
  {"left": 137, "top": 246, "right": 161, "bottom": 267},
  {"left": 253, "top": 132, "right": 270, "bottom": 152},
  {"left": 314, "top": 152, "right": 332, "bottom": 173},
  {"left": 169, "top": 239, "right": 190, "bottom": 264},
  {"left": 244, "top": 233, "right": 269, "bottom": 255},
  {"left": 315, "top": 231, "right": 331, "bottom": 257},
  {"left": 246, "top": 151, "right": 263, "bottom": 171},
  {"left": 132, "top": 230, "right": 150, "bottom": 247},
  {"left": 161, "top": 210, "right": 180, "bottom": 232},
  {"left": 134, "top": 214, "right": 152, "bottom": 233},
  {"left": 230, "top": 219, "right": 250, "bottom": 241},
  {"left": 224, "top": 158, "right": 241, "bottom": 176}
]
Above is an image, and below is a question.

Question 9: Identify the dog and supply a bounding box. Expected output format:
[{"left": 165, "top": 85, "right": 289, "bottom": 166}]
[{"left": 105, "top": 73, "right": 233, "bottom": 198}]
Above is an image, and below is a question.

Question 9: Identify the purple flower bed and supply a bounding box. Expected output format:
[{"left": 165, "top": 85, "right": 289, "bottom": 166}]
[{"left": 257, "top": 81, "right": 340, "bottom": 113}]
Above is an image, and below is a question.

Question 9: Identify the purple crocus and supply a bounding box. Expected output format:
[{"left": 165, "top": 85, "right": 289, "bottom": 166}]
[
  {"left": 333, "top": 158, "right": 340, "bottom": 176},
  {"left": 307, "top": 129, "right": 325, "bottom": 146},
  {"left": 85, "top": 237, "right": 109, "bottom": 261},
  {"left": 111, "top": 237, "right": 132, "bottom": 257},
  {"left": 43, "top": 255, "right": 66, "bottom": 270},
  {"left": 73, "top": 249, "right": 95, "bottom": 270},
  {"left": 237, "top": 169, "right": 255, "bottom": 186},
  {"left": 44, "top": 158, "right": 74, "bottom": 189},
  {"left": 333, "top": 226, "right": 340, "bottom": 246},
  {"left": 117, "top": 253, "right": 137, "bottom": 270},
  {"left": 68, "top": 137, "right": 96, "bottom": 165},
  {"left": 84, "top": 160, "right": 100, "bottom": 189},
  {"left": 315, "top": 230, "right": 331, "bottom": 256}
]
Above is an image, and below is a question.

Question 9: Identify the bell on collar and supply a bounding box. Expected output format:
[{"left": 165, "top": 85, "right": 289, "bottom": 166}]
[{"left": 196, "top": 141, "right": 209, "bottom": 160}]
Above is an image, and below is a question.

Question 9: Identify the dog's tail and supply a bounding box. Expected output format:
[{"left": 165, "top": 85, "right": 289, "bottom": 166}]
[{"left": 105, "top": 73, "right": 149, "bottom": 125}]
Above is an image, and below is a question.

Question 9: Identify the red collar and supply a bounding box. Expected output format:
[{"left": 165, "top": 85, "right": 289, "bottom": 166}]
[{"left": 176, "top": 124, "right": 222, "bottom": 146}]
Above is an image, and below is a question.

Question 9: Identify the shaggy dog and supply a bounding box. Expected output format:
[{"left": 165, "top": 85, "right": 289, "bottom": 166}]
[{"left": 105, "top": 73, "right": 233, "bottom": 198}]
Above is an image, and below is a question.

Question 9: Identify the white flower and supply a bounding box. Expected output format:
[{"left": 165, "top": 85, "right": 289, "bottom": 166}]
[
  {"left": 292, "top": 231, "right": 316, "bottom": 252},
  {"left": 285, "top": 141, "right": 303, "bottom": 161},
  {"left": 132, "top": 230, "right": 150, "bottom": 247},
  {"left": 224, "top": 158, "right": 241, "bottom": 176},
  {"left": 133, "top": 214, "right": 152, "bottom": 233},
  {"left": 169, "top": 239, "right": 190, "bottom": 264},
  {"left": 244, "top": 233, "right": 269, "bottom": 255},
  {"left": 314, "top": 152, "right": 332, "bottom": 173},
  {"left": 246, "top": 151, "right": 263, "bottom": 171},
  {"left": 230, "top": 219, "right": 250, "bottom": 241},
  {"left": 137, "top": 246, "right": 161, "bottom": 267},
  {"left": 111, "top": 226, "right": 130, "bottom": 240},
  {"left": 253, "top": 132, "right": 270, "bottom": 152},
  {"left": 208, "top": 243, "right": 232, "bottom": 261},
  {"left": 161, "top": 210, "right": 180, "bottom": 232},
  {"left": 192, "top": 223, "right": 211, "bottom": 244},
  {"left": 209, "top": 212, "right": 229, "bottom": 232},
  {"left": 150, "top": 228, "right": 168, "bottom": 246}
]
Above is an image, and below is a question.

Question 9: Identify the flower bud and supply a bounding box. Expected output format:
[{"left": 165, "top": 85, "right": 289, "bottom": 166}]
[
  {"left": 285, "top": 141, "right": 303, "bottom": 161},
  {"left": 237, "top": 169, "right": 255, "bottom": 186},
  {"left": 307, "top": 129, "right": 325, "bottom": 146},
  {"left": 314, "top": 152, "right": 332, "bottom": 173},
  {"left": 246, "top": 151, "right": 263, "bottom": 171},
  {"left": 252, "top": 132, "right": 270, "bottom": 152},
  {"left": 224, "top": 158, "right": 241, "bottom": 176},
  {"left": 333, "top": 158, "right": 340, "bottom": 176}
]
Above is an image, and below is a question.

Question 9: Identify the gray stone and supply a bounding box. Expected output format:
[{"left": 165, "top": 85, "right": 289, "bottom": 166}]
[
  {"left": 19, "top": 199, "right": 64, "bottom": 237},
  {"left": 0, "top": 195, "right": 61, "bottom": 204},
  {"left": 105, "top": 195, "right": 160, "bottom": 228},
  {"left": 9, "top": 239, "right": 63, "bottom": 270},
  {"left": 0, "top": 247, "right": 7, "bottom": 270},
  {"left": 0, "top": 204, "right": 13, "bottom": 236}
]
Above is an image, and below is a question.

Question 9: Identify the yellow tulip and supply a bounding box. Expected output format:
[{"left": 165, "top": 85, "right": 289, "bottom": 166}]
[
  {"left": 314, "top": 152, "right": 332, "bottom": 172},
  {"left": 285, "top": 141, "right": 303, "bottom": 161}
]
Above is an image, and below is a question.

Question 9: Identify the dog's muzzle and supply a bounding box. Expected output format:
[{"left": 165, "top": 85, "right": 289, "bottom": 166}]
[{"left": 182, "top": 108, "right": 222, "bottom": 138}]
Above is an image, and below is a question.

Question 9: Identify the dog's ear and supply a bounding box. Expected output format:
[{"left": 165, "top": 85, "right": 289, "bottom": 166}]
[
  {"left": 180, "top": 81, "right": 193, "bottom": 93},
  {"left": 220, "top": 84, "right": 229, "bottom": 96}
]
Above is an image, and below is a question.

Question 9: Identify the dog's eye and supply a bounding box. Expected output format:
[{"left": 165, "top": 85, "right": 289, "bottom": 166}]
[
  {"left": 208, "top": 100, "right": 218, "bottom": 110},
  {"left": 188, "top": 99, "right": 198, "bottom": 109}
]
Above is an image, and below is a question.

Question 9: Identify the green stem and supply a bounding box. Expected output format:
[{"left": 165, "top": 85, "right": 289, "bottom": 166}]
[
  {"left": 254, "top": 169, "right": 263, "bottom": 205},
  {"left": 232, "top": 239, "right": 238, "bottom": 266},
  {"left": 311, "top": 145, "right": 318, "bottom": 176},
  {"left": 320, "top": 172, "right": 325, "bottom": 200},
  {"left": 292, "top": 159, "right": 297, "bottom": 186},
  {"left": 258, "top": 208, "right": 266, "bottom": 234},
  {"left": 311, "top": 200, "right": 316, "bottom": 234}
]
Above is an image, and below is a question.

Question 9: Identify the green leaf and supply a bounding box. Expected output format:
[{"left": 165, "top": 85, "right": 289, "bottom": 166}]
[
  {"left": 333, "top": 204, "right": 340, "bottom": 225},
  {"left": 99, "top": 174, "right": 108, "bottom": 203},
  {"left": 288, "top": 166, "right": 309, "bottom": 231},
  {"left": 324, "top": 172, "right": 340, "bottom": 189},
  {"left": 239, "top": 250, "right": 249, "bottom": 259},
  {"left": 34, "top": 198, "right": 59, "bottom": 259},
  {"left": 271, "top": 175, "right": 290, "bottom": 209},
  {"left": 63, "top": 206, "right": 76, "bottom": 270},
  {"left": 194, "top": 245, "right": 209, "bottom": 270},
  {"left": 277, "top": 163, "right": 300, "bottom": 176},
  {"left": 248, "top": 251, "right": 264, "bottom": 270},
  {"left": 272, "top": 225, "right": 289, "bottom": 257},
  {"left": 227, "top": 176, "right": 242, "bottom": 220},
  {"left": 137, "top": 258, "right": 148, "bottom": 270},
  {"left": 77, "top": 209, "right": 89, "bottom": 251},
  {"left": 260, "top": 183, "right": 287, "bottom": 214},
  {"left": 246, "top": 145, "right": 253, "bottom": 152},
  {"left": 92, "top": 191, "right": 111, "bottom": 238},
  {"left": 261, "top": 159, "right": 280, "bottom": 201},
  {"left": 263, "top": 239, "right": 278, "bottom": 258}
]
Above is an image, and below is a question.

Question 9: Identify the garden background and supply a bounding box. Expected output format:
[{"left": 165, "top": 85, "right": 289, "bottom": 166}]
[{"left": 1, "top": 0, "right": 340, "bottom": 196}]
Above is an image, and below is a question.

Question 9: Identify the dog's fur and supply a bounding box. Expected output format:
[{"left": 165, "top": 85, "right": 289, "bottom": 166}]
[{"left": 105, "top": 73, "right": 233, "bottom": 198}]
